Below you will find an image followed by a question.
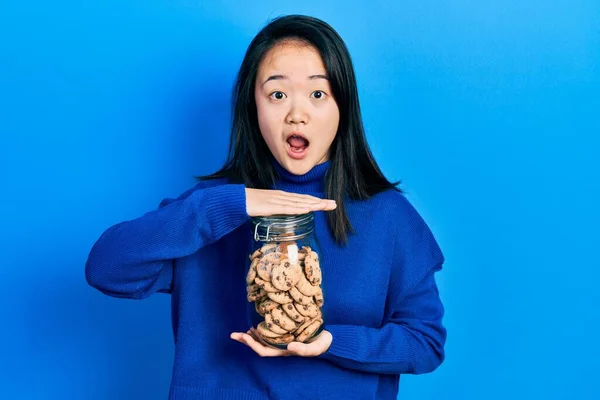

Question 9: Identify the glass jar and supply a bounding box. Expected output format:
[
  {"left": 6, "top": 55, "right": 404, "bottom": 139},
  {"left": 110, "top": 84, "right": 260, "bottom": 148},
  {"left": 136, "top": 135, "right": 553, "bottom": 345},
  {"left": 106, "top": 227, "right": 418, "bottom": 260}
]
[{"left": 245, "top": 213, "right": 325, "bottom": 349}]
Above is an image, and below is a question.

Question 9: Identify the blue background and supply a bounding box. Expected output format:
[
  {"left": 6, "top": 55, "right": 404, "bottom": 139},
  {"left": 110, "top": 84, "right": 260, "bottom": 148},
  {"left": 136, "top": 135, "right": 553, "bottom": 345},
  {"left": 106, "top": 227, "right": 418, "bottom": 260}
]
[{"left": 1, "top": 1, "right": 598, "bottom": 399}]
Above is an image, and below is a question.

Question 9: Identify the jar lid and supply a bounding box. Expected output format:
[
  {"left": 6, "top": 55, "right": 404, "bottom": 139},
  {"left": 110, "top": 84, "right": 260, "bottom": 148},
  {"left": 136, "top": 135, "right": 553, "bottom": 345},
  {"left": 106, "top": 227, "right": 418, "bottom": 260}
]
[{"left": 252, "top": 213, "right": 314, "bottom": 242}]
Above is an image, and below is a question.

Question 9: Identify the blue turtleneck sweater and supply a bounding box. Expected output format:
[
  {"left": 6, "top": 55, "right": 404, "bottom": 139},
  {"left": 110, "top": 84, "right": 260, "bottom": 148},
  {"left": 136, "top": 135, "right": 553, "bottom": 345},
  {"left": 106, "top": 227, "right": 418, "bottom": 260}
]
[{"left": 85, "top": 160, "right": 446, "bottom": 400}]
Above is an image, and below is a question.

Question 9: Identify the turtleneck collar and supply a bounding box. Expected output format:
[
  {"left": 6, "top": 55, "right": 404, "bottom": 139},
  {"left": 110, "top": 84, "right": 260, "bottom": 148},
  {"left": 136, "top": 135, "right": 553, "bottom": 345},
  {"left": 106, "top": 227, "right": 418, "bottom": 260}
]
[{"left": 272, "top": 157, "right": 330, "bottom": 194}]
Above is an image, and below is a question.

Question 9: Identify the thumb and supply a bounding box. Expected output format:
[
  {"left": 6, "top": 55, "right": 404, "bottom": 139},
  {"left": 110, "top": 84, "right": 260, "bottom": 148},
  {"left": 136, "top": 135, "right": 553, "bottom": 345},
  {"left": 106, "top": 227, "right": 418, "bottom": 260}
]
[{"left": 287, "top": 342, "right": 310, "bottom": 356}]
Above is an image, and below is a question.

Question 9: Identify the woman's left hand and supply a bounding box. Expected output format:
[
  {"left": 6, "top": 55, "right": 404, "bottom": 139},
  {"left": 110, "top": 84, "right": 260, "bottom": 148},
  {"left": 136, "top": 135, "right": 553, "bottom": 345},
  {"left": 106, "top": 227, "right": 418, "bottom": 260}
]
[{"left": 230, "top": 329, "right": 332, "bottom": 357}]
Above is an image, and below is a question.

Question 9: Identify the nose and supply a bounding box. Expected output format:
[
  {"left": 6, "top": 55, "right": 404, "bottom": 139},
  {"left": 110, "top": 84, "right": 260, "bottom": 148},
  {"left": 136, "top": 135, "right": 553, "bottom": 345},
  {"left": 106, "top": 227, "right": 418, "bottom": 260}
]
[{"left": 285, "top": 99, "right": 309, "bottom": 125}]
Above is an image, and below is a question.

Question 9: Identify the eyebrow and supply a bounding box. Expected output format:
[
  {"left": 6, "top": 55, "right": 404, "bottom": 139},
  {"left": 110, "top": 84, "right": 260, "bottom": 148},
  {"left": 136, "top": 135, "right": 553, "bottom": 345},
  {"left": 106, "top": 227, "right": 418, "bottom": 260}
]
[{"left": 261, "top": 74, "right": 329, "bottom": 88}]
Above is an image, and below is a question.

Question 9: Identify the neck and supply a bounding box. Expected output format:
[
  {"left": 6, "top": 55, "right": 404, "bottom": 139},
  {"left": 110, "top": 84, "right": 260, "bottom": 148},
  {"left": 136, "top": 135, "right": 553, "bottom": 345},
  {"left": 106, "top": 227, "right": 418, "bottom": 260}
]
[{"left": 272, "top": 158, "right": 330, "bottom": 194}]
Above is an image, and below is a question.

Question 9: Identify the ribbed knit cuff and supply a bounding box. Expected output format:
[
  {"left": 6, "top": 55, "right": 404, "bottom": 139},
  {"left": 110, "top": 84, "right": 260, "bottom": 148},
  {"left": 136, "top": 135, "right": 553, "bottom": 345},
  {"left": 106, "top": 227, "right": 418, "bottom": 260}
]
[
  {"left": 318, "top": 324, "right": 360, "bottom": 361},
  {"left": 197, "top": 183, "right": 249, "bottom": 238}
]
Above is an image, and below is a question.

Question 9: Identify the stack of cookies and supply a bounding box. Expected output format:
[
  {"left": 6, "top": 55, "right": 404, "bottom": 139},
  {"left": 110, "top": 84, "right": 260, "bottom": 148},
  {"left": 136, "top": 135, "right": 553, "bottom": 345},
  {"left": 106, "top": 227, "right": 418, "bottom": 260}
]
[{"left": 246, "top": 242, "right": 324, "bottom": 346}]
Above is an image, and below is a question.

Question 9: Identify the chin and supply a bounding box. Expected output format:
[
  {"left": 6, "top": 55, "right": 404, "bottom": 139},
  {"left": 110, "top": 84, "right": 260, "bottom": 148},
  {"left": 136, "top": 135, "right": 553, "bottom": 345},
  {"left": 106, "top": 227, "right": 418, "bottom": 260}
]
[
  {"left": 287, "top": 163, "right": 312, "bottom": 176},
  {"left": 279, "top": 157, "right": 315, "bottom": 175}
]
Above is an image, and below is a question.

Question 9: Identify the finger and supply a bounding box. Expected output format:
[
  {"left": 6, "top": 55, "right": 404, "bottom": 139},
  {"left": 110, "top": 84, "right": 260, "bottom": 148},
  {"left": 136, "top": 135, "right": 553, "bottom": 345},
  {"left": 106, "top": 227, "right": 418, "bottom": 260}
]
[
  {"left": 287, "top": 331, "right": 332, "bottom": 357},
  {"left": 269, "top": 198, "right": 320, "bottom": 208},
  {"left": 278, "top": 192, "right": 337, "bottom": 206},
  {"left": 273, "top": 195, "right": 323, "bottom": 205},
  {"left": 311, "top": 201, "right": 337, "bottom": 211},
  {"left": 265, "top": 205, "right": 312, "bottom": 215},
  {"left": 269, "top": 199, "right": 335, "bottom": 212},
  {"left": 277, "top": 191, "right": 326, "bottom": 201},
  {"left": 284, "top": 194, "right": 337, "bottom": 207},
  {"left": 240, "top": 333, "right": 286, "bottom": 357},
  {"left": 230, "top": 332, "right": 245, "bottom": 342},
  {"left": 287, "top": 341, "right": 324, "bottom": 357},
  {"left": 248, "top": 328, "right": 265, "bottom": 345},
  {"left": 287, "top": 341, "right": 313, "bottom": 356}
]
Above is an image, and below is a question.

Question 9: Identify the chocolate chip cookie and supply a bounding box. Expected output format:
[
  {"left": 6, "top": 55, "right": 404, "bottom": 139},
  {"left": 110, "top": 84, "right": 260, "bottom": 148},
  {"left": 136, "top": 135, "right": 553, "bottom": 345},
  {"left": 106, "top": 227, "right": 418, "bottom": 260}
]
[{"left": 271, "top": 258, "right": 302, "bottom": 291}]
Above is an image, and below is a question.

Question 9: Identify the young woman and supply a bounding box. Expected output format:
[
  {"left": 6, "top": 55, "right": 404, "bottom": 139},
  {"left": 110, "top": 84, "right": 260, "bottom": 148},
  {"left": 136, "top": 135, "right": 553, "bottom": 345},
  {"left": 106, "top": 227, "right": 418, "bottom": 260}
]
[{"left": 86, "top": 14, "right": 446, "bottom": 400}]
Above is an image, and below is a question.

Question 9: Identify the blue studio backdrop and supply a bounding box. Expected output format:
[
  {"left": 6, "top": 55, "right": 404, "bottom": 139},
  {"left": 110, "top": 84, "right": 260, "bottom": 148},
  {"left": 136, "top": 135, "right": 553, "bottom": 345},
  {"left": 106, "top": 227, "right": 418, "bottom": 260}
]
[{"left": 1, "top": 1, "right": 599, "bottom": 399}]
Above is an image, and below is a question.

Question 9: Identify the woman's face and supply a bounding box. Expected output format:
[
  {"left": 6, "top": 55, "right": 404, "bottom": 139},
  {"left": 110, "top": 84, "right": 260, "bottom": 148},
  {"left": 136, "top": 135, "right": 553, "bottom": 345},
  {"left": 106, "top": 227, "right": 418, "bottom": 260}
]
[{"left": 255, "top": 41, "right": 340, "bottom": 175}]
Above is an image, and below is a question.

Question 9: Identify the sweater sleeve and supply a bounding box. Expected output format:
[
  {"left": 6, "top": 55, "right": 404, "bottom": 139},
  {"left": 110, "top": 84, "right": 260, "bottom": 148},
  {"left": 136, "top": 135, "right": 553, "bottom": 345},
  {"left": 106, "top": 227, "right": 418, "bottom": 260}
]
[
  {"left": 319, "top": 266, "right": 445, "bottom": 375},
  {"left": 85, "top": 181, "right": 249, "bottom": 299},
  {"left": 319, "top": 194, "right": 446, "bottom": 375}
]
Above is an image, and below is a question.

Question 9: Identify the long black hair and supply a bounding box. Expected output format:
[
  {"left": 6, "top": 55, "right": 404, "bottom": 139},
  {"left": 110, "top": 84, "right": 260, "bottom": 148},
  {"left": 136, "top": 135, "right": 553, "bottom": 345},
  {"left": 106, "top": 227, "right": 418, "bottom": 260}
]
[{"left": 198, "top": 15, "right": 401, "bottom": 245}]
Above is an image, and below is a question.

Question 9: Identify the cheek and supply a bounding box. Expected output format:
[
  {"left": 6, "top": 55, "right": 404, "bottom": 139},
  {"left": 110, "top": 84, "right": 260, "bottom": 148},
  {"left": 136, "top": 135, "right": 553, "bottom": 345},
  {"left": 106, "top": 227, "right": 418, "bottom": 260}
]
[
  {"left": 256, "top": 101, "right": 284, "bottom": 145},
  {"left": 316, "top": 104, "right": 340, "bottom": 142},
  {"left": 256, "top": 101, "right": 273, "bottom": 132}
]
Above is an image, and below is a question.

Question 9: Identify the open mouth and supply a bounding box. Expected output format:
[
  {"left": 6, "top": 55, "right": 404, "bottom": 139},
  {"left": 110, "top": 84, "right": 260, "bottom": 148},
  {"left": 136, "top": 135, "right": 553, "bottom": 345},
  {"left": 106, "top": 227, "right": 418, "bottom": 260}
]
[{"left": 286, "top": 134, "right": 309, "bottom": 153}]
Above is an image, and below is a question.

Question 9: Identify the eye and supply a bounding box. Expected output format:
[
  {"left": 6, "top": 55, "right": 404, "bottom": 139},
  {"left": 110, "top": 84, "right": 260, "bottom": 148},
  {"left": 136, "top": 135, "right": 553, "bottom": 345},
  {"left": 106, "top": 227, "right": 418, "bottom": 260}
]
[
  {"left": 311, "top": 90, "right": 327, "bottom": 99},
  {"left": 269, "top": 91, "right": 287, "bottom": 100}
]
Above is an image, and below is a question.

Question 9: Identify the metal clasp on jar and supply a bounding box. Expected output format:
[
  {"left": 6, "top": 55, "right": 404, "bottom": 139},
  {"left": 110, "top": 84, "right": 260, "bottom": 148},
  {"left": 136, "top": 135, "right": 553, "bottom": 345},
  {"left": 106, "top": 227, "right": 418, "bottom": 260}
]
[
  {"left": 254, "top": 221, "right": 272, "bottom": 242},
  {"left": 253, "top": 221, "right": 313, "bottom": 242}
]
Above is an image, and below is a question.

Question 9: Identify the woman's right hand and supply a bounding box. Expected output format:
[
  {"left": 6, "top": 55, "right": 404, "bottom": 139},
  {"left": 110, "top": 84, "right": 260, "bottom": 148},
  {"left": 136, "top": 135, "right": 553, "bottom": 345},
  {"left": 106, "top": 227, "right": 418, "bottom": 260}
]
[{"left": 245, "top": 188, "right": 337, "bottom": 217}]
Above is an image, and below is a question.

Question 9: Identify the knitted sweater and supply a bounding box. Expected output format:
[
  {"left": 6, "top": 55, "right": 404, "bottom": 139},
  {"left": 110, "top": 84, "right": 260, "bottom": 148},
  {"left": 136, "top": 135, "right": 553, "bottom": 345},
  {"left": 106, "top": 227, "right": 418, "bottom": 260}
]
[{"left": 85, "top": 160, "right": 446, "bottom": 400}]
